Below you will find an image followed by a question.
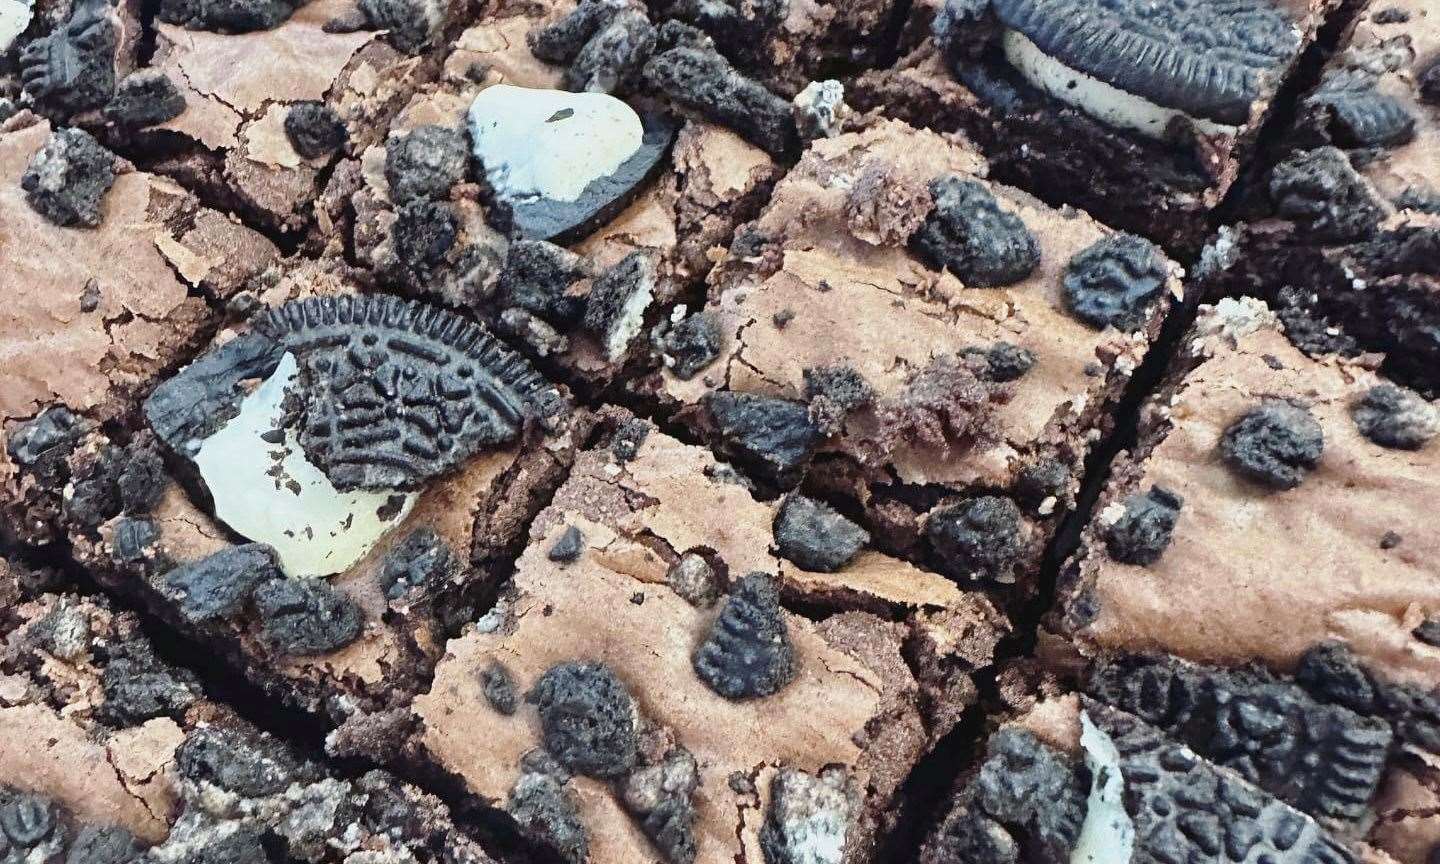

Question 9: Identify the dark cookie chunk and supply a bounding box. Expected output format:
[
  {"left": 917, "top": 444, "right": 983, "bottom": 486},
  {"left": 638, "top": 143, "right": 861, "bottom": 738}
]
[
  {"left": 1297, "top": 641, "right": 1440, "bottom": 753},
  {"left": 965, "top": 341, "right": 1035, "bottom": 383},
  {"left": 284, "top": 101, "right": 348, "bottom": 159},
  {"left": 1089, "top": 654, "right": 1392, "bottom": 823},
  {"left": 22, "top": 128, "right": 116, "bottom": 228},
  {"left": 1350, "top": 383, "right": 1437, "bottom": 450},
  {"left": 703, "top": 392, "right": 822, "bottom": 488},
  {"left": 692, "top": 573, "right": 796, "bottom": 699},
  {"left": 528, "top": 0, "right": 617, "bottom": 63},
  {"left": 7, "top": 406, "right": 88, "bottom": 483},
  {"left": 103, "top": 71, "right": 187, "bottom": 128},
  {"left": 642, "top": 37, "right": 798, "bottom": 157},
  {"left": 911, "top": 176, "right": 1039, "bottom": 288},
  {"left": 175, "top": 727, "right": 310, "bottom": 796},
  {"left": 1220, "top": 400, "right": 1324, "bottom": 490},
  {"left": 927, "top": 496, "right": 1025, "bottom": 583},
  {"left": 498, "top": 240, "right": 590, "bottom": 326},
  {"left": 657, "top": 312, "right": 722, "bottom": 381},
  {"left": 393, "top": 199, "right": 458, "bottom": 271},
  {"left": 620, "top": 748, "right": 700, "bottom": 864},
  {"left": 251, "top": 578, "right": 364, "bottom": 656},
  {"left": 530, "top": 662, "right": 639, "bottom": 778},
  {"left": 1421, "top": 59, "right": 1440, "bottom": 105},
  {"left": 666, "top": 553, "right": 720, "bottom": 607},
  {"left": 19, "top": 0, "right": 117, "bottom": 114},
  {"left": 101, "top": 646, "right": 202, "bottom": 725},
  {"left": 508, "top": 757, "right": 589, "bottom": 864},
  {"left": 1415, "top": 617, "right": 1440, "bottom": 648},
  {"left": 1086, "top": 704, "right": 1357, "bottom": 864},
  {"left": 164, "top": 544, "right": 283, "bottom": 623},
  {"left": 1103, "top": 485, "right": 1182, "bottom": 566},
  {"left": 759, "top": 767, "right": 855, "bottom": 864},
  {"left": 1269, "top": 146, "right": 1384, "bottom": 242},
  {"left": 972, "top": 728, "right": 1084, "bottom": 862},
  {"left": 189, "top": 825, "right": 272, "bottom": 864},
  {"left": 1014, "top": 458, "right": 1071, "bottom": 512},
  {"left": 482, "top": 661, "right": 519, "bottom": 715},
  {"left": 803, "top": 364, "right": 874, "bottom": 435},
  {"left": 922, "top": 797, "right": 1020, "bottom": 864},
  {"left": 566, "top": 8, "right": 656, "bottom": 94},
  {"left": 547, "top": 525, "right": 585, "bottom": 563},
  {"left": 610, "top": 417, "right": 651, "bottom": 463},
  {"left": 66, "top": 825, "right": 143, "bottom": 864},
  {"left": 111, "top": 517, "right": 159, "bottom": 565},
  {"left": 1061, "top": 233, "right": 1168, "bottom": 332},
  {"left": 773, "top": 494, "right": 869, "bottom": 572},
  {"left": 158, "top": 0, "right": 298, "bottom": 31},
  {"left": 0, "top": 792, "right": 60, "bottom": 847},
  {"left": 385, "top": 125, "right": 468, "bottom": 204},
  {"left": 585, "top": 251, "right": 657, "bottom": 361},
  {"left": 992, "top": 0, "right": 1298, "bottom": 124},
  {"left": 377, "top": 528, "right": 457, "bottom": 601},
  {"left": 1305, "top": 69, "right": 1416, "bottom": 148},
  {"left": 358, "top": 0, "right": 442, "bottom": 52}
]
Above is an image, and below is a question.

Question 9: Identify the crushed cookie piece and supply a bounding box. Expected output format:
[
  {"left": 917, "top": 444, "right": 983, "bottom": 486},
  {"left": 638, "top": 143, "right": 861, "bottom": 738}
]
[
  {"left": 251, "top": 578, "right": 364, "bottom": 656},
  {"left": 1350, "top": 384, "right": 1438, "bottom": 450},
  {"left": 1379, "top": 530, "right": 1402, "bottom": 549},
  {"left": 912, "top": 176, "right": 1038, "bottom": 287},
  {"left": 1414, "top": 618, "right": 1440, "bottom": 647},
  {"left": 759, "top": 766, "right": 856, "bottom": 864},
  {"left": 586, "top": 251, "right": 658, "bottom": 361},
  {"left": 1103, "top": 486, "right": 1182, "bottom": 566},
  {"left": 378, "top": 528, "right": 457, "bottom": 601},
  {"left": 773, "top": 494, "right": 869, "bottom": 572},
  {"left": 1220, "top": 400, "right": 1324, "bottom": 489},
  {"left": 804, "top": 364, "right": 874, "bottom": 435},
  {"left": 703, "top": 392, "right": 822, "bottom": 487},
  {"left": 666, "top": 552, "right": 720, "bottom": 607},
  {"left": 22, "top": 128, "right": 116, "bottom": 228},
  {"left": 164, "top": 545, "right": 283, "bottom": 624},
  {"left": 1269, "top": 147, "right": 1383, "bottom": 242},
  {"left": 19, "top": 0, "right": 117, "bottom": 113},
  {"left": 610, "top": 418, "right": 652, "bottom": 463},
  {"left": 965, "top": 342, "right": 1035, "bottom": 383},
  {"left": 103, "top": 70, "right": 187, "bottom": 128},
  {"left": 482, "top": 661, "right": 519, "bottom": 715},
  {"left": 620, "top": 746, "right": 700, "bottom": 864},
  {"left": 284, "top": 101, "right": 348, "bottom": 160},
  {"left": 928, "top": 496, "right": 1025, "bottom": 583},
  {"left": 548, "top": 525, "right": 585, "bottom": 563},
  {"left": 692, "top": 573, "right": 795, "bottom": 699},
  {"left": 1062, "top": 233, "right": 1167, "bottom": 331},
  {"left": 657, "top": 311, "right": 722, "bottom": 380},
  {"left": 358, "top": 0, "right": 443, "bottom": 52},
  {"left": 565, "top": 7, "right": 656, "bottom": 95},
  {"left": 792, "top": 79, "right": 849, "bottom": 142},
  {"left": 972, "top": 727, "right": 1085, "bottom": 860},
  {"left": 385, "top": 125, "right": 469, "bottom": 204},
  {"left": 509, "top": 751, "right": 589, "bottom": 863},
  {"left": 393, "top": 199, "right": 458, "bottom": 272},
  {"left": 159, "top": 0, "right": 297, "bottom": 31},
  {"left": 1305, "top": 68, "right": 1415, "bottom": 148},
  {"left": 499, "top": 239, "right": 590, "bottom": 326},
  {"left": 1015, "top": 458, "right": 1071, "bottom": 512},
  {"left": 530, "top": 662, "right": 639, "bottom": 778}
]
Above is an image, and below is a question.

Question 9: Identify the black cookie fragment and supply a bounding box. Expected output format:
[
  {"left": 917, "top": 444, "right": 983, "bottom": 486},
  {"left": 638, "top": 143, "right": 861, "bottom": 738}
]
[
  {"left": 482, "top": 661, "right": 519, "bottom": 715},
  {"left": 498, "top": 240, "right": 590, "bottom": 326},
  {"left": 531, "top": 662, "right": 639, "bottom": 778},
  {"left": 927, "top": 496, "right": 1025, "bottom": 583},
  {"left": 1103, "top": 485, "right": 1182, "bottom": 566},
  {"left": 158, "top": 0, "right": 298, "bottom": 31},
  {"left": 393, "top": 199, "right": 459, "bottom": 271},
  {"left": 585, "top": 251, "right": 657, "bottom": 361},
  {"left": 1269, "top": 147, "right": 1385, "bottom": 242},
  {"left": 1421, "top": 60, "right": 1440, "bottom": 105},
  {"left": 759, "top": 767, "right": 855, "bottom": 864},
  {"left": 175, "top": 726, "right": 312, "bottom": 797},
  {"left": 378, "top": 528, "right": 458, "bottom": 601},
  {"left": 7, "top": 406, "right": 88, "bottom": 485},
  {"left": 965, "top": 342, "right": 1035, "bottom": 383},
  {"left": 103, "top": 71, "right": 187, "bottom": 128},
  {"left": 1297, "top": 641, "right": 1440, "bottom": 753},
  {"left": 692, "top": 572, "right": 796, "bottom": 699},
  {"left": 251, "top": 578, "right": 363, "bottom": 656},
  {"left": 972, "top": 728, "right": 1085, "bottom": 863},
  {"left": 773, "top": 494, "right": 869, "bottom": 572},
  {"left": 911, "top": 176, "right": 1039, "bottom": 288},
  {"left": 358, "top": 0, "right": 442, "bottom": 52},
  {"left": 0, "top": 792, "right": 60, "bottom": 847},
  {"left": 1414, "top": 617, "right": 1440, "bottom": 648},
  {"left": 1220, "top": 400, "right": 1325, "bottom": 489},
  {"left": 657, "top": 312, "right": 721, "bottom": 380},
  {"left": 702, "top": 392, "right": 822, "bottom": 487},
  {"left": 508, "top": 754, "right": 589, "bottom": 864},
  {"left": 921, "top": 795, "right": 1020, "bottom": 864},
  {"left": 991, "top": 0, "right": 1298, "bottom": 124},
  {"left": 66, "top": 825, "right": 143, "bottom": 864},
  {"left": 547, "top": 525, "right": 585, "bottom": 563},
  {"left": 22, "top": 128, "right": 116, "bottom": 228},
  {"left": 642, "top": 34, "right": 798, "bottom": 157},
  {"left": 1305, "top": 69, "right": 1416, "bottom": 148},
  {"left": 100, "top": 645, "right": 202, "bottom": 725},
  {"left": 1061, "top": 233, "right": 1168, "bottom": 332},
  {"left": 619, "top": 747, "right": 700, "bottom": 864},
  {"left": 164, "top": 544, "right": 284, "bottom": 623},
  {"left": 528, "top": 0, "right": 617, "bottom": 63},
  {"left": 285, "top": 101, "right": 348, "bottom": 159},
  {"left": 566, "top": 7, "right": 657, "bottom": 95},
  {"left": 19, "top": 0, "right": 118, "bottom": 115},
  {"left": 1350, "top": 383, "right": 1438, "bottom": 450},
  {"left": 385, "top": 125, "right": 468, "bottom": 204}
]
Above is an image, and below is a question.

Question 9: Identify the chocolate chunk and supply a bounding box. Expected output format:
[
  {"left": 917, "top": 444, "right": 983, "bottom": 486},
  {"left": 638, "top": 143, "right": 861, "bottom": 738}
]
[
  {"left": 508, "top": 761, "right": 589, "bottom": 864},
  {"left": 773, "top": 494, "right": 869, "bottom": 572},
  {"left": 911, "top": 176, "right": 1039, "bottom": 288},
  {"left": 393, "top": 199, "right": 458, "bottom": 271},
  {"left": 1220, "top": 400, "right": 1325, "bottom": 490},
  {"left": 1350, "top": 383, "right": 1438, "bottom": 450},
  {"left": 1089, "top": 654, "right": 1392, "bottom": 823},
  {"left": 358, "top": 0, "right": 442, "bottom": 52},
  {"left": 759, "top": 767, "right": 855, "bottom": 864},
  {"left": 973, "top": 728, "right": 1085, "bottom": 862},
  {"left": 643, "top": 42, "right": 798, "bottom": 157},
  {"left": 566, "top": 7, "right": 656, "bottom": 94},
  {"left": 620, "top": 748, "right": 700, "bottom": 864},
  {"left": 1306, "top": 69, "right": 1416, "bottom": 148},
  {"left": 1269, "top": 147, "right": 1384, "bottom": 242},
  {"left": 103, "top": 70, "right": 187, "bottom": 128},
  {"left": 1103, "top": 485, "right": 1183, "bottom": 566},
  {"left": 19, "top": 0, "right": 117, "bottom": 114},
  {"left": 922, "top": 798, "right": 1020, "bottom": 864},
  {"left": 499, "top": 240, "right": 590, "bottom": 326},
  {"left": 0, "top": 792, "right": 59, "bottom": 846},
  {"left": 992, "top": 0, "right": 1298, "bottom": 124},
  {"left": 482, "top": 661, "right": 519, "bottom": 715},
  {"left": 378, "top": 528, "right": 458, "bottom": 601},
  {"left": 386, "top": 125, "right": 468, "bottom": 204},
  {"left": 252, "top": 578, "right": 364, "bottom": 656},
  {"left": 548, "top": 525, "right": 585, "bottom": 563},
  {"left": 284, "top": 101, "right": 348, "bottom": 159},
  {"left": 692, "top": 573, "right": 796, "bottom": 699},
  {"left": 927, "top": 496, "right": 1025, "bottom": 583},
  {"left": 585, "top": 251, "right": 657, "bottom": 361},
  {"left": 66, "top": 825, "right": 142, "bottom": 864},
  {"left": 657, "top": 312, "right": 722, "bottom": 381},
  {"left": 1061, "top": 233, "right": 1168, "bottom": 331},
  {"left": 703, "top": 392, "right": 822, "bottom": 487},
  {"left": 530, "top": 661, "right": 639, "bottom": 778},
  {"left": 967, "top": 341, "right": 1035, "bottom": 383},
  {"left": 158, "top": 0, "right": 297, "bottom": 30},
  {"left": 164, "top": 544, "right": 283, "bottom": 623},
  {"left": 101, "top": 647, "right": 201, "bottom": 725},
  {"left": 22, "top": 128, "right": 116, "bottom": 228},
  {"left": 175, "top": 727, "right": 310, "bottom": 796}
]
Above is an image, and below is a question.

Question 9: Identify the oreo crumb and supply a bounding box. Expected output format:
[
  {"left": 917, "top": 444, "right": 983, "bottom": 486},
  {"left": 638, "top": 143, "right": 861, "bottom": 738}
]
[
  {"left": 548, "top": 525, "right": 585, "bottom": 563},
  {"left": 1379, "top": 530, "right": 1402, "bottom": 550},
  {"left": 164, "top": 544, "right": 283, "bottom": 623},
  {"left": 966, "top": 341, "right": 1035, "bottom": 383},
  {"left": 1414, "top": 618, "right": 1440, "bottom": 647},
  {"left": 703, "top": 392, "right": 822, "bottom": 487},
  {"left": 911, "top": 175, "right": 1039, "bottom": 288},
  {"left": 482, "top": 661, "right": 519, "bottom": 715},
  {"left": 1104, "top": 485, "right": 1183, "bottom": 566},
  {"left": 1372, "top": 6, "right": 1407, "bottom": 22},
  {"left": 22, "top": 128, "right": 116, "bottom": 228},
  {"left": 1350, "top": 383, "right": 1438, "bottom": 450},
  {"left": 66, "top": 825, "right": 143, "bottom": 864},
  {"left": 1061, "top": 233, "right": 1168, "bottom": 331},
  {"left": 630, "top": 592, "right": 645, "bottom": 605},
  {"left": 101, "top": 645, "right": 201, "bottom": 726},
  {"left": 620, "top": 747, "right": 700, "bottom": 864},
  {"left": 528, "top": 0, "right": 616, "bottom": 62},
  {"left": 385, "top": 125, "right": 468, "bottom": 204},
  {"left": 1421, "top": 60, "right": 1440, "bottom": 105},
  {"left": 922, "top": 797, "right": 1019, "bottom": 864},
  {"left": 972, "top": 727, "right": 1085, "bottom": 861},
  {"left": 393, "top": 199, "right": 458, "bottom": 271},
  {"left": 509, "top": 755, "right": 589, "bottom": 864},
  {"left": 499, "top": 239, "right": 590, "bottom": 326},
  {"left": 759, "top": 767, "right": 855, "bottom": 864},
  {"left": 0, "top": 792, "right": 60, "bottom": 847},
  {"left": 158, "top": 0, "right": 298, "bottom": 30},
  {"left": 692, "top": 572, "right": 796, "bottom": 699},
  {"left": 804, "top": 364, "right": 874, "bottom": 435},
  {"left": 378, "top": 528, "right": 458, "bottom": 601},
  {"left": 103, "top": 71, "right": 187, "bottom": 128},
  {"left": 252, "top": 578, "right": 364, "bottom": 656},
  {"left": 1269, "top": 147, "right": 1383, "bottom": 242},
  {"left": 19, "top": 0, "right": 118, "bottom": 113},
  {"left": 927, "top": 496, "right": 1025, "bottom": 583},
  {"left": 1220, "top": 400, "right": 1325, "bottom": 489},
  {"left": 1305, "top": 68, "right": 1415, "bottom": 148},
  {"left": 530, "top": 661, "right": 639, "bottom": 778},
  {"left": 772, "top": 309, "right": 795, "bottom": 329},
  {"left": 585, "top": 251, "right": 658, "bottom": 361},
  {"left": 657, "top": 311, "right": 722, "bottom": 380},
  {"left": 284, "top": 101, "right": 348, "bottom": 159},
  {"left": 792, "top": 79, "right": 848, "bottom": 142},
  {"left": 359, "top": 0, "right": 443, "bottom": 52},
  {"left": 610, "top": 418, "right": 652, "bottom": 463},
  {"left": 666, "top": 553, "right": 720, "bottom": 607},
  {"left": 1014, "top": 458, "right": 1071, "bottom": 511},
  {"left": 175, "top": 726, "right": 310, "bottom": 797},
  {"left": 565, "top": 7, "right": 657, "bottom": 95},
  {"left": 773, "top": 494, "right": 869, "bottom": 572}
]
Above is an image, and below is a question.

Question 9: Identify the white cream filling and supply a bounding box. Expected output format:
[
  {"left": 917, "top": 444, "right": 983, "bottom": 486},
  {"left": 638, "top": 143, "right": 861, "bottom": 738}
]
[
  {"left": 467, "top": 84, "right": 644, "bottom": 203},
  {"left": 1001, "top": 29, "right": 1238, "bottom": 141},
  {"left": 1071, "top": 711, "right": 1136, "bottom": 864},
  {"left": 0, "top": 0, "right": 31, "bottom": 52},
  {"left": 194, "top": 353, "right": 416, "bottom": 578}
]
